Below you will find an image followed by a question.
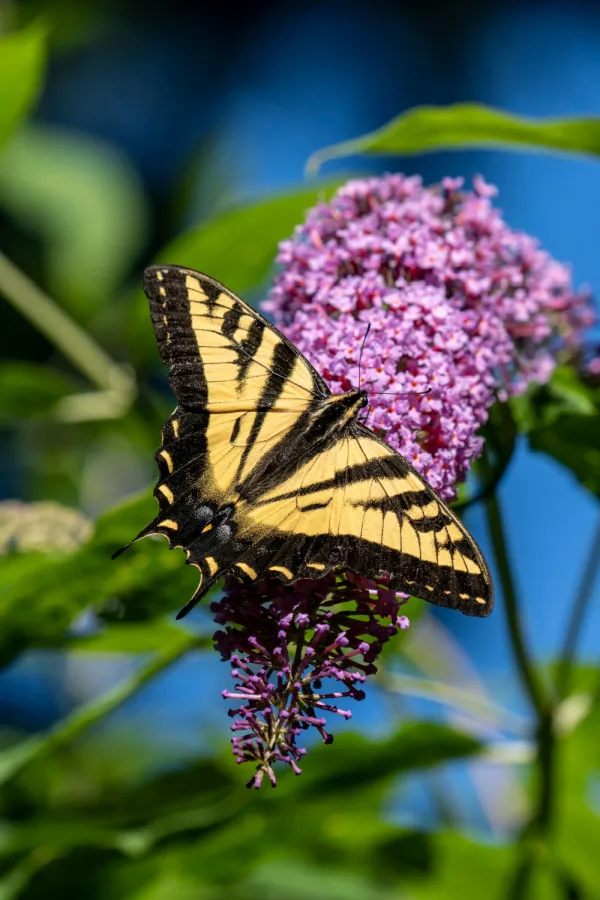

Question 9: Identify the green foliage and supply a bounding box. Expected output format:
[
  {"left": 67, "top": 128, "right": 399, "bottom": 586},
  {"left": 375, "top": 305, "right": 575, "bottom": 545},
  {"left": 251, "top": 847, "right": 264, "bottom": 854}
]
[
  {"left": 0, "top": 125, "right": 148, "bottom": 317},
  {"left": 512, "top": 367, "right": 600, "bottom": 497},
  {"left": 0, "top": 23, "right": 46, "bottom": 153},
  {"left": 0, "top": 491, "right": 200, "bottom": 664},
  {"left": 0, "top": 724, "right": 482, "bottom": 899},
  {"left": 128, "top": 183, "right": 341, "bottom": 365},
  {"left": 0, "top": 363, "right": 80, "bottom": 420},
  {"left": 1, "top": 17, "right": 599, "bottom": 896},
  {"left": 307, "top": 103, "right": 600, "bottom": 173}
]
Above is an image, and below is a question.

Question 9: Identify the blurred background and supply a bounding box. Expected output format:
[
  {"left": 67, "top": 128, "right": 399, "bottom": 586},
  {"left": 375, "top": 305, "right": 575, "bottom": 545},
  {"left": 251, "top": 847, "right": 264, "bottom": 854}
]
[{"left": 1, "top": 0, "right": 600, "bottom": 897}]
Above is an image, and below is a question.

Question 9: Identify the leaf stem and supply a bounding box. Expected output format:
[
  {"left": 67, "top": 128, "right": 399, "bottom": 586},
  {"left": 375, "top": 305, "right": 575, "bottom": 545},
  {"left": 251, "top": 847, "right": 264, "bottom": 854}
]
[
  {"left": 0, "top": 250, "right": 135, "bottom": 403},
  {"left": 555, "top": 514, "right": 600, "bottom": 699},
  {"left": 0, "top": 630, "right": 200, "bottom": 786}
]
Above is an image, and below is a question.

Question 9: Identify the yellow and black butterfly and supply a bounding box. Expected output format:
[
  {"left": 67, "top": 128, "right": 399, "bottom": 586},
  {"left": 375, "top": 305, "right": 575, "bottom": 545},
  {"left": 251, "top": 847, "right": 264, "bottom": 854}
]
[{"left": 114, "top": 265, "right": 493, "bottom": 620}]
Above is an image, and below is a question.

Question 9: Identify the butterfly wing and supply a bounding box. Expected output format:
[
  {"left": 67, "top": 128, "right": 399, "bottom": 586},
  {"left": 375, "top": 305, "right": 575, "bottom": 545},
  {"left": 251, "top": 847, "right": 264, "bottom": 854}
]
[
  {"left": 233, "top": 422, "right": 493, "bottom": 617},
  {"left": 114, "top": 265, "right": 329, "bottom": 608},
  {"left": 117, "top": 263, "right": 492, "bottom": 619}
]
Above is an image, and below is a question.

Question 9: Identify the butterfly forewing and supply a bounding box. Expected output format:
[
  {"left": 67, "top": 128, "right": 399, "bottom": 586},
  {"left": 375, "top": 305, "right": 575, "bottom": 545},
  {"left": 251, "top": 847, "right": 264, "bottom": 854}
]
[{"left": 116, "top": 264, "right": 493, "bottom": 619}]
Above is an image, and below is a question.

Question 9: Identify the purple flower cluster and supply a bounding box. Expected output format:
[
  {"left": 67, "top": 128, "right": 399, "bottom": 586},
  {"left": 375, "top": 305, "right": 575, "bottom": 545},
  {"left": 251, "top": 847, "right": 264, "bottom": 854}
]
[
  {"left": 265, "top": 173, "right": 594, "bottom": 500},
  {"left": 214, "top": 572, "right": 409, "bottom": 788},
  {"left": 215, "top": 173, "right": 594, "bottom": 785}
]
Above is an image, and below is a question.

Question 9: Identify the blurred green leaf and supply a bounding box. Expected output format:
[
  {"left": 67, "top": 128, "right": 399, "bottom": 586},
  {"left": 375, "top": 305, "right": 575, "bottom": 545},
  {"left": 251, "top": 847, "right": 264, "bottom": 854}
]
[
  {"left": 284, "top": 722, "right": 481, "bottom": 798},
  {"left": 129, "top": 182, "right": 341, "bottom": 364},
  {"left": 307, "top": 103, "right": 600, "bottom": 173},
  {"left": 529, "top": 412, "right": 600, "bottom": 496},
  {"left": 0, "top": 363, "right": 79, "bottom": 420},
  {"left": 509, "top": 367, "right": 600, "bottom": 497},
  {"left": 554, "top": 679, "right": 600, "bottom": 896},
  {"left": 398, "top": 831, "right": 578, "bottom": 900},
  {"left": 0, "top": 125, "right": 148, "bottom": 316},
  {"left": 0, "top": 23, "right": 46, "bottom": 152},
  {"left": 0, "top": 491, "right": 200, "bottom": 664},
  {"left": 239, "top": 859, "right": 396, "bottom": 900},
  {"left": 68, "top": 620, "right": 197, "bottom": 653},
  {"left": 401, "top": 832, "right": 513, "bottom": 899},
  {"left": 511, "top": 366, "right": 598, "bottom": 434}
]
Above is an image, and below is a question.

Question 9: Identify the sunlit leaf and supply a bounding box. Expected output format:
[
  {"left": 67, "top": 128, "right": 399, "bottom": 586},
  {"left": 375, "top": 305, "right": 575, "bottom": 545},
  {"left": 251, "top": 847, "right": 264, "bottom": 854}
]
[
  {"left": 307, "top": 103, "right": 600, "bottom": 174},
  {"left": 67, "top": 620, "right": 201, "bottom": 653},
  {"left": 0, "top": 22, "right": 46, "bottom": 152}
]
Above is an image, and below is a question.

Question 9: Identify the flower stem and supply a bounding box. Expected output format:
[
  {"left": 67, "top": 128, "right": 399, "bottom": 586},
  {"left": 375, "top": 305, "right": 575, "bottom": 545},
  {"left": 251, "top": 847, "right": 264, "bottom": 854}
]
[
  {"left": 481, "top": 449, "right": 556, "bottom": 896},
  {"left": 0, "top": 630, "right": 200, "bottom": 786},
  {"left": 555, "top": 514, "right": 600, "bottom": 699}
]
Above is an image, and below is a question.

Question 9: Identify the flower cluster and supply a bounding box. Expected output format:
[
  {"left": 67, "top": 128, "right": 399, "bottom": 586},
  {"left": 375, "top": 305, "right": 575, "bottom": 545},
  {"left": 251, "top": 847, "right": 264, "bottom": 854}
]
[
  {"left": 265, "top": 173, "right": 594, "bottom": 499},
  {"left": 215, "top": 572, "right": 409, "bottom": 788},
  {"left": 216, "top": 173, "right": 594, "bottom": 785}
]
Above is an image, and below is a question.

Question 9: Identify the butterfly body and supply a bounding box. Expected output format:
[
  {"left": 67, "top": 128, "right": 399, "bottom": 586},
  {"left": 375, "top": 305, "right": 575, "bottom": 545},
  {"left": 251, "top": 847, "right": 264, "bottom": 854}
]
[{"left": 114, "top": 265, "right": 493, "bottom": 620}]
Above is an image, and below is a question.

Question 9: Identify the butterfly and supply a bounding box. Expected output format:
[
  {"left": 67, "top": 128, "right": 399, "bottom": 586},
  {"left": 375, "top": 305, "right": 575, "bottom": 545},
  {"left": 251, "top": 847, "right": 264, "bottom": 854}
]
[{"left": 114, "top": 265, "right": 494, "bottom": 620}]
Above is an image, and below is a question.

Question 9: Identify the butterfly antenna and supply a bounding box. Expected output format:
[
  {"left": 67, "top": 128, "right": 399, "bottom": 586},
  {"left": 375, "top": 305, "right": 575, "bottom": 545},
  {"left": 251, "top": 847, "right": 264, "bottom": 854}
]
[
  {"left": 357, "top": 323, "right": 371, "bottom": 391},
  {"left": 368, "top": 386, "right": 432, "bottom": 397}
]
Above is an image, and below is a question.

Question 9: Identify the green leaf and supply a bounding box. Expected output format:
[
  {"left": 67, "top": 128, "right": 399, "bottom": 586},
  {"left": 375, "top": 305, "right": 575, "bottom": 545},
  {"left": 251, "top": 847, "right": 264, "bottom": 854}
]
[
  {"left": 0, "top": 23, "right": 46, "bottom": 152},
  {"left": 402, "top": 832, "right": 513, "bottom": 900},
  {"left": 307, "top": 103, "right": 600, "bottom": 174},
  {"left": 511, "top": 366, "right": 598, "bottom": 434},
  {"left": 239, "top": 859, "right": 396, "bottom": 900},
  {"left": 295, "top": 722, "right": 481, "bottom": 797},
  {"left": 0, "top": 491, "right": 200, "bottom": 664},
  {"left": 510, "top": 367, "right": 600, "bottom": 497},
  {"left": 529, "top": 412, "right": 600, "bottom": 496},
  {"left": 68, "top": 620, "right": 200, "bottom": 654},
  {"left": 128, "top": 182, "right": 341, "bottom": 364},
  {"left": 0, "top": 362, "right": 79, "bottom": 420},
  {"left": 554, "top": 677, "right": 600, "bottom": 896},
  {"left": 0, "top": 124, "right": 148, "bottom": 316}
]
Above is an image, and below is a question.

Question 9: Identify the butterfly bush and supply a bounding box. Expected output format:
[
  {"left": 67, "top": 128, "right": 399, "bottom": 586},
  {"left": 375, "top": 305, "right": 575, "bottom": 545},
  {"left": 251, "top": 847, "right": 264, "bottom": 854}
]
[
  {"left": 218, "top": 173, "right": 594, "bottom": 786},
  {"left": 265, "top": 173, "right": 594, "bottom": 500}
]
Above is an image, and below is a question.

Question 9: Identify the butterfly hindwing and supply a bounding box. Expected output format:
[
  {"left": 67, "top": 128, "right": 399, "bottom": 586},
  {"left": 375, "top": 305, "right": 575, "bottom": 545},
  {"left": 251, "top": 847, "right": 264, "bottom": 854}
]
[{"left": 232, "top": 425, "right": 493, "bottom": 617}]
